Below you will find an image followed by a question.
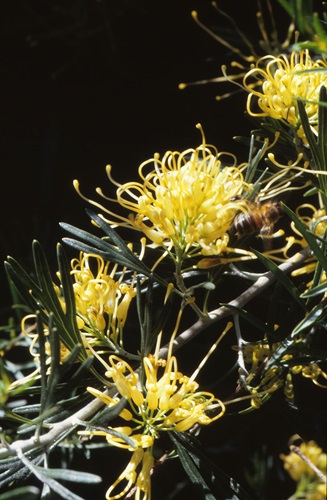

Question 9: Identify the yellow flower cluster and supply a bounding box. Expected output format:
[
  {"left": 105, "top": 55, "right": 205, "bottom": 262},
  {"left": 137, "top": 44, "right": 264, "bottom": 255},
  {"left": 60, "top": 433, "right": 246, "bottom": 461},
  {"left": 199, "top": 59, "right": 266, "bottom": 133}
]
[
  {"left": 116, "top": 145, "right": 248, "bottom": 258},
  {"left": 70, "top": 253, "right": 136, "bottom": 347},
  {"left": 281, "top": 441, "right": 327, "bottom": 500},
  {"left": 17, "top": 252, "right": 136, "bottom": 389},
  {"left": 74, "top": 127, "right": 251, "bottom": 261},
  {"left": 80, "top": 353, "right": 225, "bottom": 499},
  {"left": 243, "top": 50, "right": 327, "bottom": 141},
  {"left": 238, "top": 336, "right": 327, "bottom": 407}
]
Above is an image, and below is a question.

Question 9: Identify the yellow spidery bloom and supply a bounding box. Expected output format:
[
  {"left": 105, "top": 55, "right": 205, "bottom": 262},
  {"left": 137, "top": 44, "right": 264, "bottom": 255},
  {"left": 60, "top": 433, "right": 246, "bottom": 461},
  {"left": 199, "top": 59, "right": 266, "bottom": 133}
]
[
  {"left": 69, "top": 253, "right": 136, "bottom": 347},
  {"left": 243, "top": 50, "right": 327, "bottom": 141},
  {"left": 117, "top": 149, "right": 247, "bottom": 257},
  {"left": 82, "top": 354, "right": 225, "bottom": 443},
  {"left": 79, "top": 343, "right": 226, "bottom": 499},
  {"left": 73, "top": 125, "right": 251, "bottom": 261},
  {"left": 280, "top": 440, "right": 327, "bottom": 500}
]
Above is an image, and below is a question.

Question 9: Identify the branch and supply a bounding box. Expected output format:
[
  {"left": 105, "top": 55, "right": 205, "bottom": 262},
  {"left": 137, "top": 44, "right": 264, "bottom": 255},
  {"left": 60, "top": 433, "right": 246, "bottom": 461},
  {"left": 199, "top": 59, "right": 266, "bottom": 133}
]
[
  {"left": 0, "top": 386, "right": 117, "bottom": 459},
  {"left": 0, "top": 248, "right": 311, "bottom": 460},
  {"left": 159, "top": 247, "right": 312, "bottom": 357},
  {"left": 290, "top": 445, "right": 327, "bottom": 483}
]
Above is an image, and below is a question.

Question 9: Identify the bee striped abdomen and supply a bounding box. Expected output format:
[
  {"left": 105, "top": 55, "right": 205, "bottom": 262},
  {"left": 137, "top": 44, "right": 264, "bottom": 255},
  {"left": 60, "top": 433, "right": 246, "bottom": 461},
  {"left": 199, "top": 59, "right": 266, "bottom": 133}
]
[
  {"left": 233, "top": 211, "right": 261, "bottom": 235},
  {"left": 233, "top": 201, "right": 282, "bottom": 236}
]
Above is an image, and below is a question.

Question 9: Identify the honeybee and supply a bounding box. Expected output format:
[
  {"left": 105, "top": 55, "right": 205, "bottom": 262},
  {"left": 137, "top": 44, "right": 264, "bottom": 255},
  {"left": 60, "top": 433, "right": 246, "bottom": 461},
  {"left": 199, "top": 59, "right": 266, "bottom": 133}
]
[{"left": 233, "top": 199, "right": 283, "bottom": 237}]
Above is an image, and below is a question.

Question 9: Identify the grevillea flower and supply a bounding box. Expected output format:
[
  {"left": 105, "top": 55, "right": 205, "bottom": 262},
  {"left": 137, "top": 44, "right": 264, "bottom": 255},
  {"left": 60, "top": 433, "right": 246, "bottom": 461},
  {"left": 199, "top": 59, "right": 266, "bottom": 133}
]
[
  {"left": 280, "top": 440, "right": 327, "bottom": 500},
  {"left": 236, "top": 331, "right": 327, "bottom": 408},
  {"left": 116, "top": 150, "right": 246, "bottom": 257},
  {"left": 79, "top": 344, "right": 226, "bottom": 499},
  {"left": 68, "top": 253, "right": 136, "bottom": 348},
  {"left": 74, "top": 126, "right": 251, "bottom": 261},
  {"left": 243, "top": 50, "right": 327, "bottom": 141}
]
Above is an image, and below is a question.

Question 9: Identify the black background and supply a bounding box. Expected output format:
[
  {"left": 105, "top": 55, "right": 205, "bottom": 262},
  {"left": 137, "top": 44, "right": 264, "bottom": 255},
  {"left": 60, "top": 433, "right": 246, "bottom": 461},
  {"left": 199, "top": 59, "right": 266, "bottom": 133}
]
[
  {"left": 0, "top": 0, "right": 266, "bottom": 308},
  {"left": 2, "top": 2, "right": 325, "bottom": 499}
]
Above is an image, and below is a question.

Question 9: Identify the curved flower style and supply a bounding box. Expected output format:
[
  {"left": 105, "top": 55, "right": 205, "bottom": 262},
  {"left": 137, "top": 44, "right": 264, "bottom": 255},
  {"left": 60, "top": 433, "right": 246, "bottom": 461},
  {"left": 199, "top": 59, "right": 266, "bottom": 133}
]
[
  {"left": 292, "top": 204, "right": 327, "bottom": 239},
  {"left": 105, "top": 448, "right": 154, "bottom": 500},
  {"left": 79, "top": 353, "right": 225, "bottom": 499},
  {"left": 7, "top": 315, "right": 72, "bottom": 392},
  {"left": 243, "top": 50, "right": 327, "bottom": 141},
  {"left": 280, "top": 440, "right": 327, "bottom": 500},
  {"left": 66, "top": 253, "right": 135, "bottom": 349},
  {"left": 285, "top": 203, "right": 327, "bottom": 283},
  {"left": 178, "top": 5, "right": 296, "bottom": 102}
]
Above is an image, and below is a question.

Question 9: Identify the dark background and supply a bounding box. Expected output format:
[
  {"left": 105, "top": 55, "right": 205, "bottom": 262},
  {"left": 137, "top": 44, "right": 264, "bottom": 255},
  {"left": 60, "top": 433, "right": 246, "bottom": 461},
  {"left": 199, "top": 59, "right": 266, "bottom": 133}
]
[
  {"left": 3, "top": 2, "right": 324, "bottom": 500},
  {"left": 0, "top": 0, "right": 267, "bottom": 309}
]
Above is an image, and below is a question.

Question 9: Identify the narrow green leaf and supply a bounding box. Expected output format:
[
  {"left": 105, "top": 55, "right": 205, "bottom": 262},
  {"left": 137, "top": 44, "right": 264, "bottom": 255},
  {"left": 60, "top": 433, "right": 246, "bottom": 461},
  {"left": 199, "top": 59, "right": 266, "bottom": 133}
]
[
  {"left": 32, "top": 241, "right": 66, "bottom": 320},
  {"left": 56, "top": 244, "right": 88, "bottom": 358},
  {"left": 292, "top": 300, "right": 327, "bottom": 335},
  {"left": 317, "top": 85, "right": 327, "bottom": 194},
  {"left": 297, "top": 99, "right": 322, "bottom": 170},
  {"left": 0, "top": 454, "right": 44, "bottom": 490},
  {"left": 36, "top": 312, "right": 49, "bottom": 417},
  {"left": 61, "top": 217, "right": 151, "bottom": 276},
  {"left": 56, "top": 245, "right": 77, "bottom": 327},
  {"left": 276, "top": 0, "right": 294, "bottom": 16},
  {"left": 61, "top": 213, "right": 168, "bottom": 287},
  {"left": 44, "top": 317, "right": 61, "bottom": 412},
  {"left": 79, "top": 422, "right": 136, "bottom": 449},
  {"left": 35, "top": 467, "right": 101, "bottom": 484},
  {"left": 0, "top": 486, "right": 40, "bottom": 500},
  {"left": 301, "top": 280, "right": 327, "bottom": 297},
  {"left": 89, "top": 396, "right": 128, "bottom": 428},
  {"left": 60, "top": 344, "right": 84, "bottom": 373},
  {"left": 4, "top": 259, "right": 46, "bottom": 321},
  {"left": 170, "top": 434, "right": 216, "bottom": 500},
  {"left": 17, "top": 452, "right": 86, "bottom": 500},
  {"left": 170, "top": 432, "right": 252, "bottom": 500},
  {"left": 136, "top": 276, "right": 173, "bottom": 357},
  {"left": 136, "top": 277, "right": 152, "bottom": 357},
  {"left": 251, "top": 249, "right": 307, "bottom": 310},
  {"left": 6, "top": 243, "right": 87, "bottom": 363},
  {"left": 221, "top": 303, "right": 275, "bottom": 336}
]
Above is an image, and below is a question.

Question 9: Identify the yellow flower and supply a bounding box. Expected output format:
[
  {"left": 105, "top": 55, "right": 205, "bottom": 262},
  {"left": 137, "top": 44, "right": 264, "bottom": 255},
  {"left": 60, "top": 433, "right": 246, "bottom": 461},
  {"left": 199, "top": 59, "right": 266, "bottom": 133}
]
[
  {"left": 82, "top": 354, "right": 224, "bottom": 447},
  {"left": 118, "top": 147, "right": 248, "bottom": 257},
  {"left": 106, "top": 448, "right": 153, "bottom": 500},
  {"left": 79, "top": 351, "right": 225, "bottom": 499},
  {"left": 69, "top": 253, "right": 136, "bottom": 347},
  {"left": 280, "top": 440, "right": 327, "bottom": 499},
  {"left": 74, "top": 127, "right": 251, "bottom": 261},
  {"left": 243, "top": 50, "right": 327, "bottom": 141}
]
